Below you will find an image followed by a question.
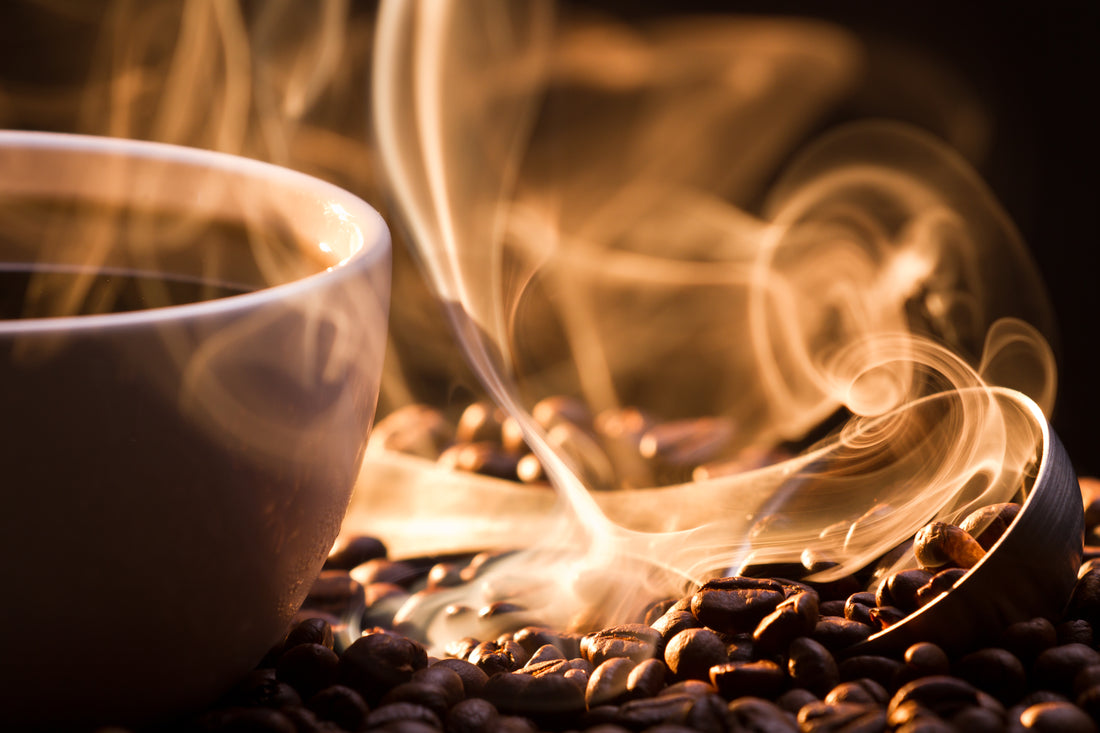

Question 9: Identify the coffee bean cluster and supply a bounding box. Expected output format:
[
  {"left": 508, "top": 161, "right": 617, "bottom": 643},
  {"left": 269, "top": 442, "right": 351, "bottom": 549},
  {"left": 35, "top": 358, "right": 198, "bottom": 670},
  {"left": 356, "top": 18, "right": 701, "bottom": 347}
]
[
  {"left": 147, "top": 497, "right": 1100, "bottom": 733},
  {"left": 368, "top": 397, "right": 788, "bottom": 490}
]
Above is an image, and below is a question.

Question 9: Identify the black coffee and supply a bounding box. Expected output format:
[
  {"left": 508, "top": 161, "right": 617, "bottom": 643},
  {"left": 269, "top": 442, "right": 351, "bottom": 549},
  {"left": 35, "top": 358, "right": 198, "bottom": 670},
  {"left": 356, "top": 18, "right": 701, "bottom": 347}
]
[{"left": 0, "top": 265, "right": 254, "bottom": 320}]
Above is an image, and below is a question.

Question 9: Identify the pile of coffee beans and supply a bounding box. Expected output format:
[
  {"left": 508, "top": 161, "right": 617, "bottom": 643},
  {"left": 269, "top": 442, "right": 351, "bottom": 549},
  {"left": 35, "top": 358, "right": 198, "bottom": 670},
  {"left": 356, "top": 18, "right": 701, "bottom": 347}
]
[
  {"left": 367, "top": 397, "right": 790, "bottom": 491},
  {"left": 151, "top": 488, "right": 1100, "bottom": 733}
]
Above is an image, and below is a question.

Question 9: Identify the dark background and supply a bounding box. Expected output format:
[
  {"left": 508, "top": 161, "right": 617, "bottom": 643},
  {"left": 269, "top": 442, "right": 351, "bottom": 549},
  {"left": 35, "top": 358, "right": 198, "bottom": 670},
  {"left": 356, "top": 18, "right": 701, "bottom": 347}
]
[{"left": 2, "top": 1, "right": 1098, "bottom": 473}]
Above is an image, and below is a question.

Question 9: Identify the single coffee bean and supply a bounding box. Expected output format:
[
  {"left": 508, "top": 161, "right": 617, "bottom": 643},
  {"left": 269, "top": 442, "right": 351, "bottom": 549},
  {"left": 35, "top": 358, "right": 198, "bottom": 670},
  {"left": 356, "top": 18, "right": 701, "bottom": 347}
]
[
  {"left": 958, "top": 503, "right": 1020, "bottom": 551},
  {"left": 628, "top": 658, "right": 668, "bottom": 699},
  {"left": 839, "top": 655, "right": 904, "bottom": 690},
  {"left": 691, "top": 577, "right": 786, "bottom": 635},
  {"left": 484, "top": 672, "right": 586, "bottom": 720},
  {"left": 787, "top": 637, "right": 839, "bottom": 698},
  {"left": 661, "top": 679, "right": 717, "bottom": 698},
  {"left": 818, "top": 600, "right": 847, "bottom": 617},
  {"left": 679, "top": 692, "right": 728, "bottom": 733},
  {"left": 437, "top": 441, "right": 520, "bottom": 481},
  {"left": 284, "top": 617, "right": 335, "bottom": 652},
  {"left": 364, "top": 701, "right": 442, "bottom": 731},
  {"left": 796, "top": 700, "right": 885, "bottom": 732},
  {"left": 652, "top": 608, "right": 703, "bottom": 648},
  {"left": 811, "top": 617, "right": 874, "bottom": 652},
  {"left": 776, "top": 687, "right": 819, "bottom": 715},
  {"left": 303, "top": 570, "right": 366, "bottom": 618},
  {"left": 370, "top": 404, "right": 453, "bottom": 459},
  {"left": 446, "top": 697, "right": 500, "bottom": 733},
  {"left": 1032, "top": 643, "right": 1100, "bottom": 696},
  {"left": 1065, "top": 570, "right": 1100, "bottom": 630},
  {"left": 411, "top": 665, "right": 466, "bottom": 707},
  {"left": 869, "top": 605, "right": 907, "bottom": 629},
  {"left": 581, "top": 624, "right": 662, "bottom": 665},
  {"left": 825, "top": 679, "right": 889, "bottom": 706},
  {"left": 953, "top": 648, "right": 1026, "bottom": 706},
  {"left": 430, "top": 658, "right": 489, "bottom": 698},
  {"left": 467, "top": 640, "right": 524, "bottom": 676},
  {"left": 888, "top": 675, "right": 981, "bottom": 718},
  {"left": 876, "top": 569, "right": 935, "bottom": 613},
  {"left": 753, "top": 591, "right": 820, "bottom": 655},
  {"left": 614, "top": 693, "right": 695, "bottom": 729},
  {"left": 455, "top": 400, "right": 506, "bottom": 444},
  {"left": 1057, "top": 619, "right": 1094, "bottom": 646},
  {"left": 307, "top": 684, "right": 369, "bottom": 731},
  {"left": 901, "top": 642, "right": 951, "bottom": 681},
  {"left": 339, "top": 631, "right": 428, "bottom": 702},
  {"left": 513, "top": 626, "right": 582, "bottom": 659},
  {"left": 524, "top": 643, "right": 565, "bottom": 667},
  {"left": 381, "top": 681, "right": 453, "bottom": 722},
  {"left": 1017, "top": 700, "right": 1098, "bottom": 733},
  {"left": 276, "top": 643, "right": 340, "bottom": 699},
  {"left": 998, "top": 617, "right": 1058, "bottom": 665},
  {"left": 726, "top": 696, "right": 799, "bottom": 732},
  {"left": 709, "top": 660, "right": 785, "bottom": 700},
  {"left": 948, "top": 705, "right": 1004, "bottom": 733},
  {"left": 522, "top": 659, "right": 571, "bottom": 678},
  {"left": 587, "top": 657, "right": 637, "bottom": 707},
  {"left": 664, "top": 627, "right": 727, "bottom": 681},
  {"left": 913, "top": 521, "right": 985, "bottom": 570},
  {"left": 914, "top": 567, "right": 967, "bottom": 607},
  {"left": 844, "top": 592, "right": 877, "bottom": 626},
  {"left": 325, "top": 534, "right": 388, "bottom": 571}
]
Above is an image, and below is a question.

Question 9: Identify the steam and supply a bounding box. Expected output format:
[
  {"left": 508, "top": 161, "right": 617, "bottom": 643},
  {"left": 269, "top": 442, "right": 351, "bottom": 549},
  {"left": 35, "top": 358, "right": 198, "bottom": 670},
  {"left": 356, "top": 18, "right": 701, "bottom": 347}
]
[{"left": 372, "top": 1, "right": 1057, "bottom": 637}]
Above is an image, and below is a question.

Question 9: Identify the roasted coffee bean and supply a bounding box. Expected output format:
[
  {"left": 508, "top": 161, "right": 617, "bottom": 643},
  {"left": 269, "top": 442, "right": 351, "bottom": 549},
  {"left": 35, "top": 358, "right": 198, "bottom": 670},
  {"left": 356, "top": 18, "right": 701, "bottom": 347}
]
[
  {"left": 725, "top": 696, "right": 798, "bottom": 732},
  {"left": 524, "top": 643, "right": 565, "bottom": 667},
  {"left": 370, "top": 404, "right": 453, "bottom": 459},
  {"left": 678, "top": 692, "right": 727, "bottom": 733},
  {"left": 522, "top": 658, "right": 571, "bottom": 678},
  {"left": 614, "top": 693, "right": 695, "bottom": 729},
  {"left": 709, "top": 660, "right": 786, "bottom": 700},
  {"left": 819, "top": 600, "right": 847, "bottom": 617},
  {"left": 276, "top": 643, "right": 340, "bottom": 699},
  {"left": 787, "top": 637, "right": 839, "bottom": 697},
  {"left": 437, "top": 441, "right": 520, "bottom": 481},
  {"left": 307, "top": 684, "right": 369, "bottom": 731},
  {"left": 1057, "top": 619, "right": 1095, "bottom": 646},
  {"left": 776, "top": 687, "right": 819, "bottom": 715},
  {"left": 455, "top": 400, "right": 507, "bottom": 444},
  {"left": 958, "top": 502, "right": 1021, "bottom": 551},
  {"left": 581, "top": 624, "right": 662, "bottom": 665},
  {"left": 753, "top": 591, "right": 820, "bottom": 655},
  {"left": 339, "top": 631, "right": 428, "bottom": 702},
  {"left": 430, "top": 658, "right": 488, "bottom": 698},
  {"left": 876, "top": 569, "right": 935, "bottom": 613},
  {"left": 838, "top": 655, "right": 904, "bottom": 689},
  {"left": 999, "top": 617, "right": 1058, "bottom": 664},
  {"left": 410, "top": 665, "right": 465, "bottom": 707},
  {"left": 811, "top": 617, "right": 874, "bottom": 652},
  {"left": 825, "top": 679, "right": 889, "bottom": 706},
  {"left": 796, "top": 700, "right": 885, "bottom": 732},
  {"left": 953, "top": 647, "right": 1026, "bottom": 705},
  {"left": 843, "top": 592, "right": 877, "bottom": 626},
  {"left": 691, "top": 577, "right": 786, "bottom": 635},
  {"left": 467, "top": 640, "right": 525, "bottom": 676},
  {"left": 914, "top": 567, "right": 967, "bottom": 607},
  {"left": 664, "top": 627, "right": 727, "bottom": 681},
  {"left": 381, "top": 681, "right": 453, "bottom": 722},
  {"left": 888, "top": 675, "right": 981, "bottom": 718},
  {"left": 914, "top": 521, "right": 985, "bottom": 571},
  {"left": 364, "top": 701, "right": 442, "bottom": 730},
  {"left": 587, "top": 657, "right": 637, "bottom": 707},
  {"left": 948, "top": 705, "right": 1004, "bottom": 733},
  {"left": 652, "top": 608, "right": 703, "bottom": 648},
  {"left": 1065, "top": 569, "right": 1100, "bottom": 629},
  {"left": 1032, "top": 643, "right": 1100, "bottom": 696},
  {"left": 303, "top": 570, "right": 365, "bottom": 617},
  {"left": 661, "top": 679, "right": 717, "bottom": 698},
  {"left": 325, "top": 534, "right": 388, "bottom": 571},
  {"left": 1017, "top": 700, "right": 1098, "bottom": 732},
  {"left": 351, "top": 558, "right": 425, "bottom": 588},
  {"left": 644, "top": 598, "right": 680, "bottom": 625},
  {"left": 425, "top": 561, "right": 465, "bottom": 590},
  {"left": 284, "top": 617, "right": 335, "bottom": 652},
  {"left": 446, "top": 698, "right": 500, "bottom": 733},
  {"left": 513, "top": 626, "right": 582, "bottom": 659},
  {"left": 483, "top": 672, "right": 586, "bottom": 721},
  {"left": 868, "top": 605, "right": 906, "bottom": 629},
  {"left": 900, "top": 643, "right": 950, "bottom": 682},
  {"left": 628, "top": 658, "right": 668, "bottom": 699}
]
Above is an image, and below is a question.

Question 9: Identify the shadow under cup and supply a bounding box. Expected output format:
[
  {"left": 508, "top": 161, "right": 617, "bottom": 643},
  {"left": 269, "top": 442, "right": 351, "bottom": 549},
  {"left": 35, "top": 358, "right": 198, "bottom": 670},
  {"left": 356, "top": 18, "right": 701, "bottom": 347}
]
[{"left": 0, "top": 132, "right": 391, "bottom": 723}]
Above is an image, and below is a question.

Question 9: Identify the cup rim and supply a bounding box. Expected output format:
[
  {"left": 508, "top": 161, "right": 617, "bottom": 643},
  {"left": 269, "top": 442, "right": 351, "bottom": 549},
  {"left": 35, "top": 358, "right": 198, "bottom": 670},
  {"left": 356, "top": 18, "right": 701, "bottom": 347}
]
[{"left": 0, "top": 130, "right": 390, "bottom": 334}]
